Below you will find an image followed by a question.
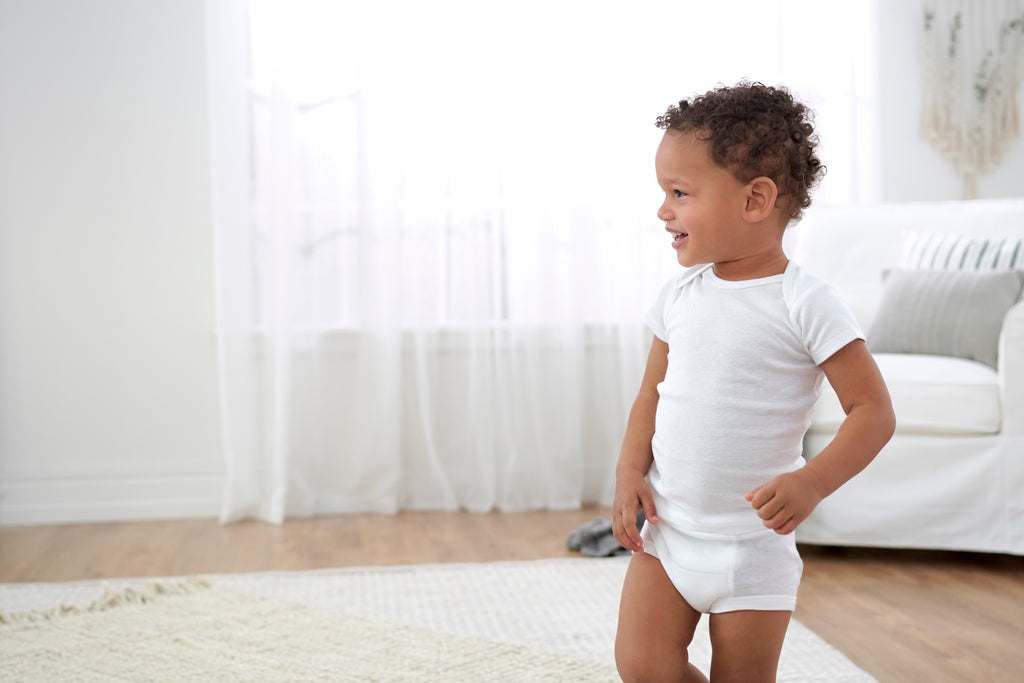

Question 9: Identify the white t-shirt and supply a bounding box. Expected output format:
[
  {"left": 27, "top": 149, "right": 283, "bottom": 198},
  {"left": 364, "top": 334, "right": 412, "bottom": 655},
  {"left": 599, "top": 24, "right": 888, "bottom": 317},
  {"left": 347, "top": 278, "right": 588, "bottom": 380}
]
[{"left": 645, "top": 262, "right": 863, "bottom": 538}]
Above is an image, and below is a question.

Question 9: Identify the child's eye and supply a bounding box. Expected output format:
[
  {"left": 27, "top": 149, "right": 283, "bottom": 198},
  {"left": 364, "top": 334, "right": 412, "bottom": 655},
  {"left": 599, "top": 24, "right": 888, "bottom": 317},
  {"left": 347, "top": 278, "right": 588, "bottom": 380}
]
[{"left": 673, "top": 190, "right": 688, "bottom": 198}]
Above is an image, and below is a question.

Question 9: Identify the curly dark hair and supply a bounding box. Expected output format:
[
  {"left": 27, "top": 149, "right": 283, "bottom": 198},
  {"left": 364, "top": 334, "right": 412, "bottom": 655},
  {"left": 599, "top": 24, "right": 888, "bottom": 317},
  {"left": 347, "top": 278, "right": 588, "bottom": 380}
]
[{"left": 655, "top": 81, "right": 825, "bottom": 222}]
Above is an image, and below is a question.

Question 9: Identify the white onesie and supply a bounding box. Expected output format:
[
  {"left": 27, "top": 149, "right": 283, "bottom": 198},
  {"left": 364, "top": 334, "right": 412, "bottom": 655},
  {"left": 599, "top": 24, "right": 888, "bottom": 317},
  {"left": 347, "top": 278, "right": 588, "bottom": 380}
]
[
  {"left": 641, "top": 261, "right": 863, "bottom": 613},
  {"left": 645, "top": 261, "right": 863, "bottom": 539}
]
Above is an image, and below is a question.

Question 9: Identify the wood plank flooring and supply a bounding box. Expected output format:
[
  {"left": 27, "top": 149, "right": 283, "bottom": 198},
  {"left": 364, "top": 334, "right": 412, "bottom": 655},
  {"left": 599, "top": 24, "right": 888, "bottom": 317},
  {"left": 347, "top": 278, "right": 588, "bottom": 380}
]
[{"left": 2, "top": 507, "right": 1022, "bottom": 682}]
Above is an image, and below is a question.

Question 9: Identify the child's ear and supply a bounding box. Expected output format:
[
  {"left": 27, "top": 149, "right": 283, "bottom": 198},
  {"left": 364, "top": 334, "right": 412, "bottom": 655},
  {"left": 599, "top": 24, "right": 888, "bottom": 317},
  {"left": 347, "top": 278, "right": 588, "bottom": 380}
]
[{"left": 743, "top": 177, "right": 778, "bottom": 223}]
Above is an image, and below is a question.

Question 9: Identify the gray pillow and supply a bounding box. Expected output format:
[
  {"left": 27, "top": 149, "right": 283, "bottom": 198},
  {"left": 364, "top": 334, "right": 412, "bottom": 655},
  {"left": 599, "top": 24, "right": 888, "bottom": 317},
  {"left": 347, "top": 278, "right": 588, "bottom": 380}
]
[{"left": 868, "top": 269, "right": 1024, "bottom": 369}]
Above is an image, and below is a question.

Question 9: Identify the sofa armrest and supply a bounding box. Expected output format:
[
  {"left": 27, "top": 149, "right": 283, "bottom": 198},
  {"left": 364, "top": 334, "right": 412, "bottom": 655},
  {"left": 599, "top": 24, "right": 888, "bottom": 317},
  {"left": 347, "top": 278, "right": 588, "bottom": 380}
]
[{"left": 999, "top": 301, "right": 1024, "bottom": 436}]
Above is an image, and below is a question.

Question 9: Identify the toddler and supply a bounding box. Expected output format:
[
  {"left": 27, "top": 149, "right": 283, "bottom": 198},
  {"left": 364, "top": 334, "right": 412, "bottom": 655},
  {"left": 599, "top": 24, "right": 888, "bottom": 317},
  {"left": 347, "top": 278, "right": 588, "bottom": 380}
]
[{"left": 612, "top": 82, "right": 895, "bottom": 682}]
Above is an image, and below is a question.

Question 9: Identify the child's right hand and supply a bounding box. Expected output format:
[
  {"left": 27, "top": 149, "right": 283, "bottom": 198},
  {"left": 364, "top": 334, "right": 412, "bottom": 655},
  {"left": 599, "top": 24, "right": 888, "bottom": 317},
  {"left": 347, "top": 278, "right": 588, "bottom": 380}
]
[{"left": 612, "top": 471, "right": 658, "bottom": 552}]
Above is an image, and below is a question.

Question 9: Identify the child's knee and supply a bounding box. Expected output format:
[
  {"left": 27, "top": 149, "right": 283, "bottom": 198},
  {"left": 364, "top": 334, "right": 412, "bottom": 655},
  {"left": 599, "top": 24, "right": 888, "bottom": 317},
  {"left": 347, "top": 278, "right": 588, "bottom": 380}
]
[
  {"left": 615, "top": 648, "right": 684, "bottom": 683},
  {"left": 614, "top": 645, "right": 645, "bottom": 683},
  {"left": 614, "top": 618, "right": 648, "bottom": 680},
  {"left": 616, "top": 626, "right": 700, "bottom": 683},
  {"left": 616, "top": 647, "right": 707, "bottom": 683}
]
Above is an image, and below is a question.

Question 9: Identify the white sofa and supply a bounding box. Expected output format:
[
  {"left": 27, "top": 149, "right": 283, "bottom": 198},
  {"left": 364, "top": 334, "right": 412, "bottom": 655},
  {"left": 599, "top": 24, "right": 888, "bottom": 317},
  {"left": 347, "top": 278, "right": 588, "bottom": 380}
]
[{"left": 786, "top": 199, "right": 1024, "bottom": 555}]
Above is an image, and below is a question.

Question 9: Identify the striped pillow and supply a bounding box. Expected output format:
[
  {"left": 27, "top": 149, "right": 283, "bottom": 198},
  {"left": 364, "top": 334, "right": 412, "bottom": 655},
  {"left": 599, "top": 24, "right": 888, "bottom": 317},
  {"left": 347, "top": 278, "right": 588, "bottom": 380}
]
[{"left": 901, "top": 232, "right": 1024, "bottom": 271}]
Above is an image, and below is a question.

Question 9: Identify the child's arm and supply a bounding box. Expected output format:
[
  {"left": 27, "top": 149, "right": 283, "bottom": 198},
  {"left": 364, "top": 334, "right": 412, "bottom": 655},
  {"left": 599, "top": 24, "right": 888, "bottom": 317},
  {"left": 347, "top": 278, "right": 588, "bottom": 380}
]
[
  {"left": 612, "top": 336, "right": 669, "bottom": 552},
  {"left": 746, "top": 338, "right": 895, "bottom": 535}
]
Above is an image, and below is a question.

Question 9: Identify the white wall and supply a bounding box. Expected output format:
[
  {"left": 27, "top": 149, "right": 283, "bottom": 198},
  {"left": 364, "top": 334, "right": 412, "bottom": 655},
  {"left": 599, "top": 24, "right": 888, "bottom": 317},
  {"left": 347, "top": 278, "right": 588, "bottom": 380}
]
[
  {"left": 0, "top": 0, "right": 1021, "bottom": 526},
  {"left": 0, "top": 0, "right": 224, "bottom": 524}
]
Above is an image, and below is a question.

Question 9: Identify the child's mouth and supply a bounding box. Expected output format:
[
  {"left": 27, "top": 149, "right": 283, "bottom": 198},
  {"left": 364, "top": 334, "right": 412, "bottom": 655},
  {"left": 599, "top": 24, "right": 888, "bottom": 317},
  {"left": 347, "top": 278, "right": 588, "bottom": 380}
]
[{"left": 672, "top": 232, "right": 688, "bottom": 248}]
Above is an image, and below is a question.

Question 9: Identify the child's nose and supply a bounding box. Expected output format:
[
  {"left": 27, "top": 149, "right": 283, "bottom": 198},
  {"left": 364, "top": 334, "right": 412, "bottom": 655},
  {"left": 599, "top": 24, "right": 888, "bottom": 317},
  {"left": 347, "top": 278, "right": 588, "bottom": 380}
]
[{"left": 657, "top": 202, "right": 672, "bottom": 222}]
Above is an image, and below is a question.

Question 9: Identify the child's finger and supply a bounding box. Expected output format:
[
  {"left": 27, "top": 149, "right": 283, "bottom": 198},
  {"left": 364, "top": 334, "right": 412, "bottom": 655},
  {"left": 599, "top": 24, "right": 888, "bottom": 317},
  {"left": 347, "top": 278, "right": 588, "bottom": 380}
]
[
  {"left": 614, "top": 503, "right": 643, "bottom": 551},
  {"left": 638, "top": 490, "right": 658, "bottom": 524},
  {"left": 771, "top": 514, "right": 799, "bottom": 535},
  {"left": 625, "top": 525, "right": 643, "bottom": 551},
  {"left": 755, "top": 496, "right": 785, "bottom": 521},
  {"left": 746, "top": 483, "right": 772, "bottom": 507},
  {"left": 617, "top": 525, "right": 642, "bottom": 553}
]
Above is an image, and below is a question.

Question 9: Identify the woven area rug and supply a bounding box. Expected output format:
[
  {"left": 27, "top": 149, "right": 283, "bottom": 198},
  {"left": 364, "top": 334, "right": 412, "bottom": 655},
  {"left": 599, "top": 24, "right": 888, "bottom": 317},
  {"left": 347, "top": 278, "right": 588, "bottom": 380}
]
[{"left": 0, "top": 557, "right": 876, "bottom": 682}]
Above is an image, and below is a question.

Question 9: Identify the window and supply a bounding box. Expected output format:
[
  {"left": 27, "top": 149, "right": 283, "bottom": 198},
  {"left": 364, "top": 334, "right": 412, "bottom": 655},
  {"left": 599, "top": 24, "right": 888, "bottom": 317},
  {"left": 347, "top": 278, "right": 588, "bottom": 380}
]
[{"left": 237, "top": 0, "right": 876, "bottom": 330}]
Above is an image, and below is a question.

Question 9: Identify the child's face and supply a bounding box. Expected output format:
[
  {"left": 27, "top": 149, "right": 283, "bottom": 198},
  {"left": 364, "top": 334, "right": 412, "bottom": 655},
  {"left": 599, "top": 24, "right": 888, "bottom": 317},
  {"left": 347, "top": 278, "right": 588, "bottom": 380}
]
[{"left": 654, "top": 130, "right": 763, "bottom": 271}]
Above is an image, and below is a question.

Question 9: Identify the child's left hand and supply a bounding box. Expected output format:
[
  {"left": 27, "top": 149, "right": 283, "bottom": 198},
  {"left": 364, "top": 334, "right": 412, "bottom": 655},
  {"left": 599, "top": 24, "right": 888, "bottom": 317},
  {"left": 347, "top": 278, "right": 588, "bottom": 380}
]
[{"left": 745, "top": 470, "right": 824, "bottom": 535}]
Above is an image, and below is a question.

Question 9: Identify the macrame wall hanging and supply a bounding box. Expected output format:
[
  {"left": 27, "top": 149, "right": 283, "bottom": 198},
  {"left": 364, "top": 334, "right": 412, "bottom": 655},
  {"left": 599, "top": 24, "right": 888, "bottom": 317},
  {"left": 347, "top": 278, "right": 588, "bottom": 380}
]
[{"left": 922, "top": 0, "right": 1024, "bottom": 198}]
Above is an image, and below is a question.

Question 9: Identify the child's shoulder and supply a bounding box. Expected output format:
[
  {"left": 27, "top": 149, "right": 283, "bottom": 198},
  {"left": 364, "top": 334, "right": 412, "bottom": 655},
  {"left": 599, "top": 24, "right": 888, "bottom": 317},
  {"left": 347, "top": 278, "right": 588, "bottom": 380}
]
[
  {"left": 648, "top": 265, "right": 712, "bottom": 327},
  {"left": 781, "top": 261, "right": 842, "bottom": 304},
  {"left": 665, "top": 264, "right": 714, "bottom": 292}
]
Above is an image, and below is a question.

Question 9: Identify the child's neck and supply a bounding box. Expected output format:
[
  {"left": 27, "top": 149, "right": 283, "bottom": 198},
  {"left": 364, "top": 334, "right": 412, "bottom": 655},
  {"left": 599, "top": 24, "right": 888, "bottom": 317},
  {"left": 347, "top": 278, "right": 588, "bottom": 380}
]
[{"left": 712, "top": 250, "right": 789, "bottom": 281}]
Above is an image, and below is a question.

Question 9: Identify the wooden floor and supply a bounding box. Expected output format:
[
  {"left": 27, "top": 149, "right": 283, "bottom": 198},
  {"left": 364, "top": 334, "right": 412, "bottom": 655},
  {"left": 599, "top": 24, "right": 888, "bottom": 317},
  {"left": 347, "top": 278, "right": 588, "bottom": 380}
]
[{"left": 2, "top": 507, "right": 1022, "bottom": 682}]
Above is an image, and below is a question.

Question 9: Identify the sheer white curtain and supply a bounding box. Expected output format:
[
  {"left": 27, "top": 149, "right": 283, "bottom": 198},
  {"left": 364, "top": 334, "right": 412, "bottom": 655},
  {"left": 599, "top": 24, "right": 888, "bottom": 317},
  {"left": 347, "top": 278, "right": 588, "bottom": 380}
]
[{"left": 206, "top": 0, "right": 877, "bottom": 523}]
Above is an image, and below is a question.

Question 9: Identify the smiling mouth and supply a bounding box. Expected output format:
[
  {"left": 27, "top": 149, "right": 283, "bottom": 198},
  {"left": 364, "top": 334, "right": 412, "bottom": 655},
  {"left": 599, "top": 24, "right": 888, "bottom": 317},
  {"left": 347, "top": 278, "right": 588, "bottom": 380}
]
[{"left": 665, "top": 223, "right": 688, "bottom": 247}]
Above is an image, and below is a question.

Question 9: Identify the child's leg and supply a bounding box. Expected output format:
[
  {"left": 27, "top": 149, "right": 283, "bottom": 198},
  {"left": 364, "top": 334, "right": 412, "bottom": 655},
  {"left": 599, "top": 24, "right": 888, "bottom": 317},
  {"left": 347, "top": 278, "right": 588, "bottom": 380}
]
[
  {"left": 707, "top": 609, "right": 791, "bottom": 683},
  {"left": 615, "top": 551, "right": 709, "bottom": 683}
]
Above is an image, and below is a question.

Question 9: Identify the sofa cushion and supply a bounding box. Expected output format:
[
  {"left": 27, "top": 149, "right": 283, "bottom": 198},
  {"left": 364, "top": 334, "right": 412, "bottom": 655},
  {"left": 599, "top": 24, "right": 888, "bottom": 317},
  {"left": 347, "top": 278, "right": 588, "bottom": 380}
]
[
  {"left": 901, "top": 231, "right": 1024, "bottom": 271},
  {"left": 808, "top": 353, "right": 1000, "bottom": 436},
  {"left": 867, "top": 268, "right": 1024, "bottom": 369}
]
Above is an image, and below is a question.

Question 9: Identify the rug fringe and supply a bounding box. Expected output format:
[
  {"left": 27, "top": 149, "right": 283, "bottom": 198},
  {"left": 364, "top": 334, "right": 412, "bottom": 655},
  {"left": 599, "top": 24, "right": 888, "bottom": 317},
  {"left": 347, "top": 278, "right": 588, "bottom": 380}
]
[{"left": 0, "top": 577, "right": 212, "bottom": 625}]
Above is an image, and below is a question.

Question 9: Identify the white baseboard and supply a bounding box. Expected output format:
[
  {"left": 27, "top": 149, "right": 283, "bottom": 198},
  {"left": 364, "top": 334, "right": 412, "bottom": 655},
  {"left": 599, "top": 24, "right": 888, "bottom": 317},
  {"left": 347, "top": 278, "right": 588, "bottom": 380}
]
[{"left": 0, "top": 462, "right": 225, "bottom": 526}]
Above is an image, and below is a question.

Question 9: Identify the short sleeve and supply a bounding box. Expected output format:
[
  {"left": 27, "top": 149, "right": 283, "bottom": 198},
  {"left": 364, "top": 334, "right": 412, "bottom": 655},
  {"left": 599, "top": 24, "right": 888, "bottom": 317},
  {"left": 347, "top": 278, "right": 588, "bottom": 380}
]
[
  {"left": 645, "top": 266, "right": 709, "bottom": 342},
  {"left": 785, "top": 268, "right": 865, "bottom": 366},
  {"left": 645, "top": 277, "right": 677, "bottom": 341}
]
